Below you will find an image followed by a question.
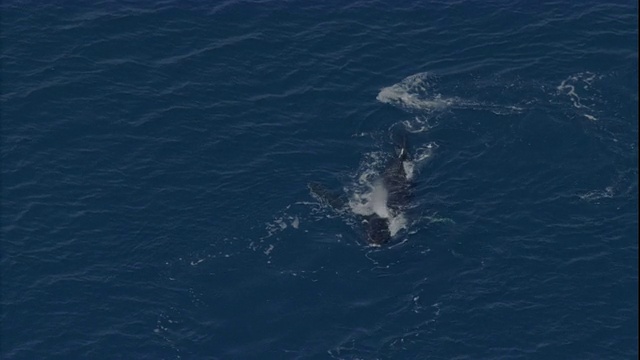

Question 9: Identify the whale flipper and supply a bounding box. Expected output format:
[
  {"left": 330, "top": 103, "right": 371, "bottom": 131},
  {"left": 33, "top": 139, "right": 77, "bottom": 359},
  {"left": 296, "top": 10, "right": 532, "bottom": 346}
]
[{"left": 308, "top": 182, "right": 347, "bottom": 211}]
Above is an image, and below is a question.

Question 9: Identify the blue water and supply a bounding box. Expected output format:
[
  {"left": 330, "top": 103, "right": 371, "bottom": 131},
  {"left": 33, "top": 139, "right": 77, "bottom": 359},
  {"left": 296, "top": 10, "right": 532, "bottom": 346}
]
[{"left": 1, "top": 1, "right": 637, "bottom": 359}]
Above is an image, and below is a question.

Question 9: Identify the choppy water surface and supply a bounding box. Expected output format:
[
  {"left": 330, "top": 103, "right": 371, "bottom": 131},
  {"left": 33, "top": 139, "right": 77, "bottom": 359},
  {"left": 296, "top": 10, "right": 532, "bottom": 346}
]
[{"left": 2, "top": 1, "right": 637, "bottom": 359}]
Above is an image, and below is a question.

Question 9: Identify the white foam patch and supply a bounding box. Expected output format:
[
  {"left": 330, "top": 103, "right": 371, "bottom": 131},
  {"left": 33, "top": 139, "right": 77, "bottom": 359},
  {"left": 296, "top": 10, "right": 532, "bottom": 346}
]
[
  {"left": 413, "top": 142, "right": 438, "bottom": 162},
  {"left": 349, "top": 180, "right": 390, "bottom": 219},
  {"left": 400, "top": 116, "right": 438, "bottom": 134},
  {"left": 579, "top": 186, "right": 614, "bottom": 201},
  {"left": 556, "top": 72, "right": 603, "bottom": 121},
  {"left": 402, "top": 141, "right": 438, "bottom": 183},
  {"left": 388, "top": 213, "right": 407, "bottom": 236},
  {"left": 377, "top": 72, "right": 524, "bottom": 115},
  {"left": 377, "top": 72, "right": 455, "bottom": 111}
]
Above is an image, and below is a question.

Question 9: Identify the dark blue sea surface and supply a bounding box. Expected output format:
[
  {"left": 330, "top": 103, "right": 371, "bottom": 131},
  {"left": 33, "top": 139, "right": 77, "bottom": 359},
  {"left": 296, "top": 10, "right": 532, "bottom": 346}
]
[{"left": 1, "top": 1, "right": 637, "bottom": 359}]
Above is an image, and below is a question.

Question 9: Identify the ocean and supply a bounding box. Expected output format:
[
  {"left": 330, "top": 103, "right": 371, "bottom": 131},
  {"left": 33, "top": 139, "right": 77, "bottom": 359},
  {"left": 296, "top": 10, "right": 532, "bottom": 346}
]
[{"left": 1, "top": 1, "right": 637, "bottom": 359}]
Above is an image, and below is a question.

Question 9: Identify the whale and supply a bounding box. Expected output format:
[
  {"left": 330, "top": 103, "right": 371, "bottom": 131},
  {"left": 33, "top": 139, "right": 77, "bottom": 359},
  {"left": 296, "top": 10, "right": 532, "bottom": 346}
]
[
  {"left": 309, "top": 135, "right": 412, "bottom": 246},
  {"left": 364, "top": 144, "right": 411, "bottom": 245}
]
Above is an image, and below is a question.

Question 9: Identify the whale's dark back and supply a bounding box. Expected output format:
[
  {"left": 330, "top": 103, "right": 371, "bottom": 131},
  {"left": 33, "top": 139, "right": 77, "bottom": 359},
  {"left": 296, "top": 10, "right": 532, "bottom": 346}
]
[
  {"left": 364, "top": 215, "right": 391, "bottom": 246},
  {"left": 365, "top": 135, "right": 412, "bottom": 245},
  {"left": 383, "top": 147, "right": 411, "bottom": 211}
]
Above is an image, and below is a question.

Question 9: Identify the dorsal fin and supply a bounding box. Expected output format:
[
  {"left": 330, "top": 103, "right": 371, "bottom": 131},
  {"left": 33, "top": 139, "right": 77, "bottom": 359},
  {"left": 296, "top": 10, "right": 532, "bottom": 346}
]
[
  {"left": 399, "top": 147, "right": 408, "bottom": 161},
  {"left": 391, "top": 128, "right": 410, "bottom": 161}
]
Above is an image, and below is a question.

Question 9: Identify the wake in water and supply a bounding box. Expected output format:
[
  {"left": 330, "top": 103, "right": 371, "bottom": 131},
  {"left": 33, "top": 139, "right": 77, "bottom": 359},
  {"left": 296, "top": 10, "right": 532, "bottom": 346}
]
[{"left": 377, "top": 72, "right": 524, "bottom": 115}]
